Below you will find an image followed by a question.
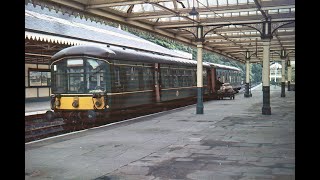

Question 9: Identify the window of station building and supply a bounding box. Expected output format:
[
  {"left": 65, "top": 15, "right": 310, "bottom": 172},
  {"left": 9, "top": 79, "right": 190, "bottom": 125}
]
[{"left": 29, "top": 69, "right": 51, "bottom": 87}]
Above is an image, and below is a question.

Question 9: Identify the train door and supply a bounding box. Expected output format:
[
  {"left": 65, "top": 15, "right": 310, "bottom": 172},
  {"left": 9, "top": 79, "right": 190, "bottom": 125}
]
[
  {"left": 154, "top": 63, "right": 161, "bottom": 103},
  {"left": 207, "top": 68, "right": 213, "bottom": 94},
  {"left": 211, "top": 67, "right": 216, "bottom": 93}
]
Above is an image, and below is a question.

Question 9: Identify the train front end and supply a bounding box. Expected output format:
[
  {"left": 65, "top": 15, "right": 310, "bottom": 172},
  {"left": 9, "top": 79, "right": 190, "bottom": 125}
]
[{"left": 45, "top": 45, "right": 114, "bottom": 125}]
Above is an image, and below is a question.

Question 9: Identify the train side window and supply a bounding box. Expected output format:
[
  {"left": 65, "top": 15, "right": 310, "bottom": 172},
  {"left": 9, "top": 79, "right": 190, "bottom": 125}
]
[
  {"left": 126, "top": 66, "right": 139, "bottom": 91},
  {"left": 178, "top": 70, "right": 183, "bottom": 87},
  {"left": 169, "top": 69, "right": 173, "bottom": 87},
  {"left": 186, "top": 70, "right": 191, "bottom": 87},
  {"left": 173, "top": 70, "right": 179, "bottom": 88},
  {"left": 192, "top": 70, "right": 196, "bottom": 86},
  {"left": 161, "top": 68, "right": 170, "bottom": 88},
  {"left": 182, "top": 70, "right": 187, "bottom": 87},
  {"left": 203, "top": 70, "right": 207, "bottom": 86},
  {"left": 114, "top": 67, "right": 121, "bottom": 87},
  {"left": 143, "top": 67, "right": 153, "bottom": 90}
]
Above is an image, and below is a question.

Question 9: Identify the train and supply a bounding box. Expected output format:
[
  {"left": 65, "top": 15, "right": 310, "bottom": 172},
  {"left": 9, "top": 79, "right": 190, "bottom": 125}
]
[{"left": 45, "top": 44, "right": 242, "bottom": 126}]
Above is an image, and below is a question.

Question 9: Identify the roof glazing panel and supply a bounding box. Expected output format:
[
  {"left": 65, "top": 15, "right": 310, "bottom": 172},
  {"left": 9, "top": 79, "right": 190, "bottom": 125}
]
[
  {"left": 208, "top": 0, "right": 218, "bottom": 6},
  {"left": 197, "top": 0, "right": 208, "bottom": 7},
  {"left": 218, "top": 0, "right": 228, "bottom": 6},
  {"left": 160, "top": 2, "right": 174, "bottom": 9},
  {"left": 228, "top": 0, "right": 238, "bottom": 5},
  {"left": 26, "top": 0, "right": 295, "bottom": 62},
  {"left": 239, "top": 0, "right": 249, "bottom": 4}
]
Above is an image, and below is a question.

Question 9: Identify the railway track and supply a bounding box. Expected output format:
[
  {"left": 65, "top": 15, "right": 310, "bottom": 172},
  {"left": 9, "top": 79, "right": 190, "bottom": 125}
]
[{"left": 25, "top": 117, "right": 65, "bottom": 143}]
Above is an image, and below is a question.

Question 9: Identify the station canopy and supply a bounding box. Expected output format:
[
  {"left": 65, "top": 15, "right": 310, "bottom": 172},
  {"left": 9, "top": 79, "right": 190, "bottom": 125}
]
[{"left": 26, "top": 0, "right": 295, "bottom": 63}]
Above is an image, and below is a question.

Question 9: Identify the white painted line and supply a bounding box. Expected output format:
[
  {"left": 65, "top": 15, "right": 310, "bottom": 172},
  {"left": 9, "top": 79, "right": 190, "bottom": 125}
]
[
  {"left": 25, "top": 129, "right": 89, "bottom": 145},
  {"left": 25, "top": 110, "right": 48, "bottom": 116}
]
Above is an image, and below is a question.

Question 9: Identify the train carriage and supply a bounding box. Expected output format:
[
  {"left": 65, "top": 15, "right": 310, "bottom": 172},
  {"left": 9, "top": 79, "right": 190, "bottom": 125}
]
[{"left": 46, "top": 44, "right": 242, "bottom": 126}]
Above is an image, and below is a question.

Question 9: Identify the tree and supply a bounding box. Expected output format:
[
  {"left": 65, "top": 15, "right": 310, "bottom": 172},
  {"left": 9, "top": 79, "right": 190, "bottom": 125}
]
[{"left": 121, "top": 24, "right": 262, "bottom": 84}]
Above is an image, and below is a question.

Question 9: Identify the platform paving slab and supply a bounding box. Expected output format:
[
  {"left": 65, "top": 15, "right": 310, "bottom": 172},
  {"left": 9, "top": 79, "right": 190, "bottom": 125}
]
[{"left": 25, "top": 85, "right": 295, "bottom": 180}]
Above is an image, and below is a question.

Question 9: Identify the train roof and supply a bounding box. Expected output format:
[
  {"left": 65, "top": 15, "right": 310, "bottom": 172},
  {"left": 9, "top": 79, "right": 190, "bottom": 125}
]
[
  {"left": 52, "top": 45, "right": 211, "bottom": 68},
  {"left": 208, "top": 62, "right": 241, "bottom": 71}
]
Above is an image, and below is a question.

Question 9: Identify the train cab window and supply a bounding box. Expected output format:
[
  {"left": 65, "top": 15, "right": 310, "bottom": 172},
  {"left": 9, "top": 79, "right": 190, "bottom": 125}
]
[
  {"left": 86, "top": 59, "right": 106, "bottom": 93},
  {"left": 67, "top": 59, "right": 85, "bottom": 93},
  {"left": 52, "top": 58, "right": 108, "bottom": 94}
]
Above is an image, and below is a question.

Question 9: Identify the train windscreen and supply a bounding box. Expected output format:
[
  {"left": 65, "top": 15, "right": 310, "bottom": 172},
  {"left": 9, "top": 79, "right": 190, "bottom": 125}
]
[{"left": 51, "top": 58, "right": 108, "bottom": 94}]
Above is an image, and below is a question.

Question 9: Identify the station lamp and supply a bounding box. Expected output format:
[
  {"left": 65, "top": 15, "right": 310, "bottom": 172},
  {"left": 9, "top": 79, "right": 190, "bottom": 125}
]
[
  {"left": 189, "top": 0, "right": 199, "bottom": 16},
  {"left": 245, "top": 50, "right": 250, "bottom": 59},
  {"left": 189, "top": 7, "right": 199, "bottom": 16}
]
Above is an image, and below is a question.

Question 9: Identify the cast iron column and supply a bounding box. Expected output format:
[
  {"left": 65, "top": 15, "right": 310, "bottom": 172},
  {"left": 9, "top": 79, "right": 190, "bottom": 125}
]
[
  {"left": 196, "top": 26, "right": 204, "bottom": 114},
  {"left": 261, "top": 21, "right": 272, "bottom": 115},
  {"left": 262, "top": 39, "right": 271, "bottom": 115},
  {"left": 244, "top": 53, "right": 251, "bottom": 97},
  {"left": 287, "top": 60, "right": 292, "bottom": 91},
  {"left": 281, "top": 58, "right": 286, "bottom": 97}
]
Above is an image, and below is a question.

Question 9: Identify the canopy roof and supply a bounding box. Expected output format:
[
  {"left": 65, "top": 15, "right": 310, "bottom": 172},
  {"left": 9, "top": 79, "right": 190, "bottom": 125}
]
[{"left": 26, "top": 0, "right": 295, "bottom": 63}]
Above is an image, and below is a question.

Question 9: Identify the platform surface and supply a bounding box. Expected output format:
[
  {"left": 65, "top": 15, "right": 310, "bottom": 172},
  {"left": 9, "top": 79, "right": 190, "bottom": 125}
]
[
  {"left": 25, "top": 84, "right": 295, "bottom": 180},
  {"left": 25, "top": 100, "right": 51, "bottom": 116}
]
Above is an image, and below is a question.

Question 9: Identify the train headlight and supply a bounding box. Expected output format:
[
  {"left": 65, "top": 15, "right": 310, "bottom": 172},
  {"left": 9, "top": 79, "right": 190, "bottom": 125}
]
[
  {"left": 72, "top": 101, "right": 79, "bottom": 108},
  {"left": 72, "top": 97, "right": 79, "bottom": 108},
  {"left": 95, "top": 101, "right": 102, "bottom": 107},
  {"left": 55, "top": 100, "right": 61, "bottom": 107}
]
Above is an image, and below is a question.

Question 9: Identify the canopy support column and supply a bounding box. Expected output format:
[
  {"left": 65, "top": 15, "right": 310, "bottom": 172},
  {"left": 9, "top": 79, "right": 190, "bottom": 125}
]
[
  {"left": 261, "top": 21, "right": 272, "bottom": 115},
  {"left": 287, "top": 60, "right": 292, "bottom": 91},
  {"left": 262, "top": 39, "right": 271, "bottom": 115},
  {"left": 244, "top": 51, "right": 252, "bottom": 97},
  {"left": 280, "top": 49, "right": 286, "bottom": 97},
  {"left": 196, "top": 26, "right": 204, "bottom": 114}
]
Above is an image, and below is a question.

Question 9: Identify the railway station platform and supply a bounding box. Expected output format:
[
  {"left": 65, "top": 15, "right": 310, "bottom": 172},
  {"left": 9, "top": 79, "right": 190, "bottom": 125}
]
[
  {"left": 25, "top": 84, "right": 295, "bottom": 180},
  {"left": 25, "top": 100, "right": 50, "bottom": 116}
]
